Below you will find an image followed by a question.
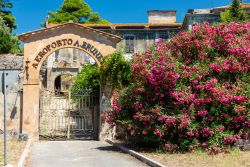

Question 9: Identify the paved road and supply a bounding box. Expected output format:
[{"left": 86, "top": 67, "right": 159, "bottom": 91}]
[{"left": 27, "top": 141, "right": 148, "bottom": 167}]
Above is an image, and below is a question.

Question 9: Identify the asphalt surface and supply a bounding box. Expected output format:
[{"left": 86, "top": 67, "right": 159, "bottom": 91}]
[{"left": 27, "top": 141, "right": 148, "bottom": 167}]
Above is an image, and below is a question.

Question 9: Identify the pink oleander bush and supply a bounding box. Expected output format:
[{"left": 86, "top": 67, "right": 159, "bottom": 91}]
[{"left": 106, "top": 22, "right": 250, "bottom": 154}]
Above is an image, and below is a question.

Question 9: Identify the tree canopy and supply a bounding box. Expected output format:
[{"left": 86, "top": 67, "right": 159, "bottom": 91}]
[
  {"left": 46, "top": 0, "right": 109, "bottom": 25},
  {"left": 0, "top": 26, "right": 20, "bottom": 54},
  {"left": 0, "top": 0, "right": 21, "bottom": 54},
  {"left": 220, "top": 0, "right": 249, "bottom": 23},
  {"left": 0, "top": 0, "right": 16, "bottom": 32}
]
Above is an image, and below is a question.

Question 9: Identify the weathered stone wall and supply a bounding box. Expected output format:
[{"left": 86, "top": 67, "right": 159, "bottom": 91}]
[
  {"left": 0, "top": 54, "right": 23, "bottom": 69},
  {"left": 44, "top": 48, "right": 91, "bottom": 91},
  {"left": 99, "top": 81, "right": 115, "bottom": 140},
  {"left": 0, "top": 54, "right": 23, "bottom": 138},
  {"left": 148, "top": 10, "right": 177, "bottom": 23}
]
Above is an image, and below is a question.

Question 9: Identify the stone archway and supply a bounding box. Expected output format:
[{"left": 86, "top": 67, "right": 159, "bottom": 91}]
[
  {"left": 18, "top": 23, "right": 122, "bottom": 139},
  {"left": 53, "top": 73, "right": 75, "bottom": 93}
]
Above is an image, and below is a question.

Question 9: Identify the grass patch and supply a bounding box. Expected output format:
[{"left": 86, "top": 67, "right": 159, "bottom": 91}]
[
  {"left": 141, "top": 149, "right": 250, "bottom": 167},
  {"left": 0, "top": 139, "right": 27, "bottom": 166}
]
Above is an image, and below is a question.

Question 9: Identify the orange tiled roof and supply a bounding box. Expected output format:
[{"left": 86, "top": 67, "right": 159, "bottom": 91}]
[{"left": 48, "top": 23, "right": 182, "bottom": 28}]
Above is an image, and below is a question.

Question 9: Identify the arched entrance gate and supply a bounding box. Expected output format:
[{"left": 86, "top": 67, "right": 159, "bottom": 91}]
[{"left": 18, "top": 23, "right": 122, "bottom": 140}]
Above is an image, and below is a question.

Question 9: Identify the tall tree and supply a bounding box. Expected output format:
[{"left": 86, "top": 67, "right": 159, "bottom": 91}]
[
  {"left": 46, "top": 0, "right": 109, "bottom": 25},
  {"left": 0, "top": 0, "right": 21, "bottom": 54},
  {"left": 220, "top": 0, "right": 249, "bottom": 22},
  {"left": 0, "top": 0, "right": 16, "bottom": 32},
  {"left": 0, "top": 27, "right": 20, "bottom": 54}
]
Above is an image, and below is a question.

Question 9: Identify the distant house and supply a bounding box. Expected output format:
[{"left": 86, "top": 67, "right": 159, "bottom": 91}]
[
  {"left": 182, "top": 3, "right": 250, "bottom": 31},
  {"left": 48, "top": 10, "right": 182, "bottom": 58}
]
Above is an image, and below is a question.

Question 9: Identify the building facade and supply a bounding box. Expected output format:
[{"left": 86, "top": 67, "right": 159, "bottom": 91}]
[
  {"left": 41, "top": 10, "right": 182, "bottom": 93},
  {"left": 183, "top": 3, "right": 250, "bottom": 30},
  {"left": 48, "top": 10, "right": 182, "bottom": 58}
]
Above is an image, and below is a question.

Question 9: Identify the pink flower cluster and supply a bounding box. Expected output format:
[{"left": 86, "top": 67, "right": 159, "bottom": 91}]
[
  {"left": 223, "top": 136, "right": 237, "bottom": 144},
  {"left": 197, "top": 110, "right": 208, "bottom": 117},
  {"left": 106, "top": 22, "right": 249, "bottom": 154}
]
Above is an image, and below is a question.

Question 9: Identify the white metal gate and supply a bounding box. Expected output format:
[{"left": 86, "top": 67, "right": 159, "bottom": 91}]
[{"left": 39, "top": 90, "right": 99, "bottom": 140}]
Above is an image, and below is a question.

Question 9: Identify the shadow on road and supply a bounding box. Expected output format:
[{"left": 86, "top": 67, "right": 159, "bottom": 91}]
[{"left": 94, "top": 145, "right": 124, "bottom": 153}]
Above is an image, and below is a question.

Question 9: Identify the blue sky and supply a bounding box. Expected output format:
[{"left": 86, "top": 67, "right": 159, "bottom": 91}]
[{"left": 12, "top": 0, "right": 250, "bottom": 35}]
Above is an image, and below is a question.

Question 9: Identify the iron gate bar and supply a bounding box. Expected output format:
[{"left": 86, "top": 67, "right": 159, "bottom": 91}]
[{"left": 39, "top": 90, "right": 99, "bottom": 140}]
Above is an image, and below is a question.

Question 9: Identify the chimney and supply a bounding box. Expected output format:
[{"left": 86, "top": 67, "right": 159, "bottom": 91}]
[{"left": 147, "top": 10, "right": 177, "bottom": 23}]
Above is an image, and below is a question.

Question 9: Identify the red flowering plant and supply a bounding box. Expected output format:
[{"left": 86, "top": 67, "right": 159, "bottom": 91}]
[{"left": 106, "top": 22, "right": 250, "bottom": 153}]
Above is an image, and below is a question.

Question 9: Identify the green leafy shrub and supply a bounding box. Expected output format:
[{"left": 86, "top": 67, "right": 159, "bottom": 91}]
[
  {"left": 71, "top": 64, "right": 100, "bottom": 94},
  {"left": 71, "top": 51, "right": 131, "bottom": 95},
  {"left": 107, "top": 22, "right": 250, "bottom": 154},
  {"left": 100, "top": 51, "right": 131, "bottom": 89}
]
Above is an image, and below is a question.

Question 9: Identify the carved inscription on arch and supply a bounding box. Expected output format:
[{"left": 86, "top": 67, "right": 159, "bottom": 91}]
[{"left": 32, "top": 38, "right": 103, "bottom": 69}]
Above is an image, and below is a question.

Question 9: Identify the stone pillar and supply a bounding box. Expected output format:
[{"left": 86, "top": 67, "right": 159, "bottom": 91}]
[
  {"left": 99, "top": 82, "right": 114, "bottom": 140},
  {"left": 22, "top": 84, "right": 40, "bottom": 140}
]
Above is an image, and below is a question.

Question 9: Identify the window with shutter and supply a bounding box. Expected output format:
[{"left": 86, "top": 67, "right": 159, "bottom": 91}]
[{"left": 124, "top": 35, "right": 135, "bottom": 53}]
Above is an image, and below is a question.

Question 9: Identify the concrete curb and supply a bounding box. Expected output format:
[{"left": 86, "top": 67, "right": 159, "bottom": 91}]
[
  {"left": 18, "top": 138, "right": 32, "bottom": 167},
  {"left": 105, "top": 139, "right": 166, "bottom": 167}
]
